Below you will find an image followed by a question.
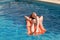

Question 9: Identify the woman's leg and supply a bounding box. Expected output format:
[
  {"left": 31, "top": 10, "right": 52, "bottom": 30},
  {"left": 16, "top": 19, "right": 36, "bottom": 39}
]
[
  {"left": 39, "top": 16, "right": 46, "bottom": 34},
  {"left": 26, "top": 20, "right": 32, "bottom": 35},
  {"left": 39, "top": 23, "right": 46, "bottom": 34},
  {"left": 31, "top": 23, "right": 35, "bottom": 33},
  {"left": 34, "top": 16, "right": 43, "bottom": 35}
]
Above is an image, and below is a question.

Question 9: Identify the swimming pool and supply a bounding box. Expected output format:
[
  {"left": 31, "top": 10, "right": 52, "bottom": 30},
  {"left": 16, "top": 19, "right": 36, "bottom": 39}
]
[{"left": 0, "top": 1, "right": 60, "bottom": 40}]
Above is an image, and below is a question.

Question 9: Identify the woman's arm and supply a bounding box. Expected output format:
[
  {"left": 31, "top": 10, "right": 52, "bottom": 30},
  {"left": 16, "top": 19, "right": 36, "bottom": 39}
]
[
  {"left": 24, "top": 16, "right": 31, "bottom": 21},
  {"left": 39, "top": 16, "right": 43, "bottom": 22}
]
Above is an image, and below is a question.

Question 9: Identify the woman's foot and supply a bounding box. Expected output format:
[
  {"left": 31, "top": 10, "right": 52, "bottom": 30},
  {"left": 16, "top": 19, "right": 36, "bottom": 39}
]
[
  {"left": 28, "top": 32, "right": 32, "bottom": 35},
  {"left": 41, "top": 30, "right": 46, "bottom": 34}
]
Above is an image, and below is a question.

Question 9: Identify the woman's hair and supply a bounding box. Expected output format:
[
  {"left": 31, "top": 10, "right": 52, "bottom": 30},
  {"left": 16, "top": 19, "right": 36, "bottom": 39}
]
[
  {"left": 29, "top": 14, "right": 35, "bottom": 19},
  {"left": 29, "top": 14, "right": 32, "bottom": 18},
  {"left": 29, "top": 12, "right": 37, "bottom": 19}
]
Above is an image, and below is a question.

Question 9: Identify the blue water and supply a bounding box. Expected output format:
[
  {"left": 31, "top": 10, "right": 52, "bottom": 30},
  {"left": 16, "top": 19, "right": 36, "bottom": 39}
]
[{"left": 0, "top": 1, "right": 60, "bottom": 40}]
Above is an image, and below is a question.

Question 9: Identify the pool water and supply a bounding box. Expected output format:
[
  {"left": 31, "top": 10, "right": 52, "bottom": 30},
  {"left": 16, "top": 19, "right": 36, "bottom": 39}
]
[{"left": 0, "top": 1, "right": 60, "bottom": 40}]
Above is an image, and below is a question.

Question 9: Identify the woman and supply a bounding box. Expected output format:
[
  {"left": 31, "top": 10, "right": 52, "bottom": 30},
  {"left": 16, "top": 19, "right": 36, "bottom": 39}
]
[
  {"left": 25, "top": 12, "right": 37, "bottom": 35},
  {"left": 30, "top": 12, "right": 42, "bottom": 35},
  {"left": 29, "top": 12, "right": 38, "bottom": 35},
  {"left": 25, "top": 12, "right": 46, "bottom": 35}
]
